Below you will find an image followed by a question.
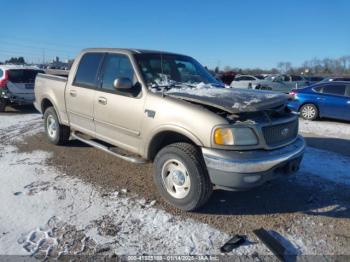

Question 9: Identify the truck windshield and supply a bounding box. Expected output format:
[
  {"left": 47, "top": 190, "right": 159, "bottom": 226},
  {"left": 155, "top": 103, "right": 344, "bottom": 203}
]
[{"left": 134, "top": 53, "right": 221, "bottom": 88}]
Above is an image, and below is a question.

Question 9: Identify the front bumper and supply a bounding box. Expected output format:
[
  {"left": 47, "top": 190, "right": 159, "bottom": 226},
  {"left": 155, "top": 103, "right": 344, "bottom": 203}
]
[{"left": 202, "top": 136, "right": 305, "bottom": 190}]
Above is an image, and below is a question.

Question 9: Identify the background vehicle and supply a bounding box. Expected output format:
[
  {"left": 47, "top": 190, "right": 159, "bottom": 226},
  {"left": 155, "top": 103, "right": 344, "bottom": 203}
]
[
  {"left": 35, "top": 48, "right": 305, "bottom": 211},
  {"left": 303, "top": 76, "right": 324, "bottom": 85},
  {"left": 288, "top": 81, "right": 350, "bottom": 121},
  {"left": 230, "top": 75, "right": 260, "bottom": 89},
  {"left": 0, "top": 65, "right": 44, "bottom": 111},
  {"left": 319, "top": 76, "right": 350, "bottom": 83},
  {"left": 255, "top": 74, "right": 309, "bottom": 93}
]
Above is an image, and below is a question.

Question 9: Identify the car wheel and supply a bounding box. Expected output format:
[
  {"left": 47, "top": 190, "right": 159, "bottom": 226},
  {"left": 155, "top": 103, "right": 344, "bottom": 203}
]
[
  {"left": 43, "top": 107, "right": 70, "bottom": 145},
  {"left": 300, "top": 103, "right": 318, "bottom": 120},
  {"left": 0, "top": 99, "right": 6, "bottom": 112},
  {"left": 154, "top": 142, "right": 213, "bottom": 211}
]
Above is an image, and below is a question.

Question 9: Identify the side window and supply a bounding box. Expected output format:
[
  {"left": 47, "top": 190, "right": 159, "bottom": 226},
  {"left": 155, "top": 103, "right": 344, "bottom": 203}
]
[
  {"left": 0, "top": 69, "right": 3, "bottom": 78},
  {"left": 322, "top": 84, "right": 346, "bottom": 96},
  {"left": 246, "top": 76, "right": 256, "bottom": 81},
  {"left": 101, "top": 54, "right": 135, "bottom": 91},
  {"left": 74, "top": 53, "right": 104, "bottom": 88},
  {"left": 234, "top": 77, "right": 242, "bottom": 81}
]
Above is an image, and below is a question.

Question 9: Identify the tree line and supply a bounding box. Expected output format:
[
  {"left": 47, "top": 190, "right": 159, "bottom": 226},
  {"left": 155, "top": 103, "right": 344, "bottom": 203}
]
[{"left": 218, "top": 55, "right": 350, "bottom": 76}]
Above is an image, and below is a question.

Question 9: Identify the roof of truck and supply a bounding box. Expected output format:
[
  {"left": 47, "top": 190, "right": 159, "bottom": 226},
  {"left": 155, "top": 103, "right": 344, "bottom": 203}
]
[{"left": 81, "top": 48, "right": 186, "bottom": 56}]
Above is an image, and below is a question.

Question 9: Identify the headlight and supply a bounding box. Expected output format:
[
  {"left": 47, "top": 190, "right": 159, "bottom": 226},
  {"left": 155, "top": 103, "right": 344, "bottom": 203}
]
[{"left": 214, "top": 127, "right": 258, "bottom": 146}]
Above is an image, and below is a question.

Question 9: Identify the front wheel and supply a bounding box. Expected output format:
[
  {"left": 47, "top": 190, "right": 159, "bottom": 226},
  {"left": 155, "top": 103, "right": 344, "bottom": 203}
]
[
  {"left": 300, "top": 103, "right": 318, "bottom": 120},
  {"left": 43, "top": 107, "right": 70, "bottom": 145},
  {"left": 154, "top": 143, "right": 213, "bottom": 211}
]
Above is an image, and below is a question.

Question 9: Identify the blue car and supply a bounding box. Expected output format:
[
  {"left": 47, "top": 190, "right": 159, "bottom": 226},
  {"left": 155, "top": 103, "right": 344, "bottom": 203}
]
[{"left": 288, "top": 81, "right": 350, "bottom": 121}]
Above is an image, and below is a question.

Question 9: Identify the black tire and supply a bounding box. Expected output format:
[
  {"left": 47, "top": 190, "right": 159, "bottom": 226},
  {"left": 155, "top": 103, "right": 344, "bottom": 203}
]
[
  {"left": 0, "top": 99, "right": 6, "bottom": 112},
  {"left": 300, "top": 103, "right": 318, "bottom": 120},
  {"left": 43, "top": 107, "right": 70, "bottom": 145},
  {"left": 154, "top": 142, "right": 213, "bottom": 211}
]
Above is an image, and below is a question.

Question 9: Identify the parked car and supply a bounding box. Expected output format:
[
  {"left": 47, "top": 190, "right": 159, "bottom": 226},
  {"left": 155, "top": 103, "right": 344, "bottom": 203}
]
[
  {"left": 255, "top": 74, "right": 309, "bottom": 93},
  {"left": 34, "top": 48, "right": 305, "bottom": 211},
  {"left": 288, "top": 81, "right": 350, "bottom": 121},
  {"left": 230, "top": 75, "right": 260, "bottom": 89},
  {"left": 319, "top": 76, "right": 350, "bottom": 83},
  {"left": 0, "top": 65, "right": 44, "bottom": 111},
  {"left": 303, "top": 76, "right": 324, "bottom": 85}
]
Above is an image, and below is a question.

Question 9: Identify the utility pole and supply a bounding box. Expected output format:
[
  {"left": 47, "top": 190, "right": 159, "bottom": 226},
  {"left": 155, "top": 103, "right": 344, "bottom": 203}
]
[{"left": 42, "top": 48, "right": 46, "bottom": 65}]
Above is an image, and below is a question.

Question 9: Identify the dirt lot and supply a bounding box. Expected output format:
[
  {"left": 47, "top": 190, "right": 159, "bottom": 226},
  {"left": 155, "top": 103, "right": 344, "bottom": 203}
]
[
  {"left": 13, "top": 114, "right": 350, "bottom": 256},
  {"left": 2, "top": 106, "right": 350, "bottom": 257}
]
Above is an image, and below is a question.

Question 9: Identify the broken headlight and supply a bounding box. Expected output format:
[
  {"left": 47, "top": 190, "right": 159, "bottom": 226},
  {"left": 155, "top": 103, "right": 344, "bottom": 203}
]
[{"left": 214, "top": 127, "right": 258, "bottom": 146}]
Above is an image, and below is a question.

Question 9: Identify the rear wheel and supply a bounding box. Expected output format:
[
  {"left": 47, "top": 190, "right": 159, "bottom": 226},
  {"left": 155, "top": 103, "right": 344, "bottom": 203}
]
[
  {"left": 153, "top": 142, "right": 213, "bottom": 211},
  {"left": 43, "top": 107, "right": 70, "bottom": 145},
  {"left": 300, "top": 103, "right": 318, "bottom": 120}
]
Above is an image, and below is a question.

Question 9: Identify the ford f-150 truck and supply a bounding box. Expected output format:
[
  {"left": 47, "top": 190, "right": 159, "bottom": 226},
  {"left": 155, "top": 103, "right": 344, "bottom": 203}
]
[{"left": 34, "top": 48, "right": 305, "bottom": 211}]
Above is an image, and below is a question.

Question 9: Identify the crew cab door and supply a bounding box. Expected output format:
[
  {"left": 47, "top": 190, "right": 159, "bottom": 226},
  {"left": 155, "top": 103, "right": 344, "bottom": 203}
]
[
  {"left": 93, "top": 53, "right": 145, "bottom": 153},
  {"left": 65, "top": 53, "right": 104, "bottom": 136}
]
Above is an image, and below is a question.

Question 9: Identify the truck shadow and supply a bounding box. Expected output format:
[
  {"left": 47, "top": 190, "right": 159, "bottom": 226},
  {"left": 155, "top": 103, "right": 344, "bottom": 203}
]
[
  {"left": 1, "top": 105, "right": 38, "bottom": 114},
  {"left": 304, "top": 136, "right": 350, "bottom": 157},
  {"left": 200, "top": 174, "right": 350, "bottom": 219}
]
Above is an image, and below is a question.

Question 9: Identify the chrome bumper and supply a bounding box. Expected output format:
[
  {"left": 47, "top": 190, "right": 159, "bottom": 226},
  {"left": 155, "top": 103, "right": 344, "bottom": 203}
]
[{"left": 202, "top": 136, "right": 305, "bottom": 174}]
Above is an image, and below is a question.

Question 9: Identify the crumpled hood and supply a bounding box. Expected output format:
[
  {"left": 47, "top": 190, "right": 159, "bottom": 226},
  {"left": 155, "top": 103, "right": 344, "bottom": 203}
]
[{"left": 165, "top": 87, "right": 289, "bottom": 114}]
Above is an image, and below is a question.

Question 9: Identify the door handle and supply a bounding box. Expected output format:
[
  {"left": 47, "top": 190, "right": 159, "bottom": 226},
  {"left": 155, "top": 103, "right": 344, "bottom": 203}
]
[
  {"left": 347, "top": 101, "right": 350, "bottom": 104},
  {"left": 69, "top": 90, "right": 77, "bottom": 97},
  {"left": 98, "top": 97, "right": 107, "bottom": 105}
]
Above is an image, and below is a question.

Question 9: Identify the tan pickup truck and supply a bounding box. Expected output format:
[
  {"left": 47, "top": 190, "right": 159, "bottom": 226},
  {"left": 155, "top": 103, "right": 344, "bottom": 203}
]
[{"left": 34, "top": 48, "right": 305, "bottom": 211}]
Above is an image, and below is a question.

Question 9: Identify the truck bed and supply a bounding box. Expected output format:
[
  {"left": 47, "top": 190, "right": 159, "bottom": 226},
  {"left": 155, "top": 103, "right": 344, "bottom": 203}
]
[{"left": 34, "top": 73, "right": 69, "bottom": 125}]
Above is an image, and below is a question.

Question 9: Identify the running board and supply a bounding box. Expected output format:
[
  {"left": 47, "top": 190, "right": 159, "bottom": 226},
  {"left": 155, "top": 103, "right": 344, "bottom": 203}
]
[{"left": 71, "top": 132, "right": 147, "bottom": 164}]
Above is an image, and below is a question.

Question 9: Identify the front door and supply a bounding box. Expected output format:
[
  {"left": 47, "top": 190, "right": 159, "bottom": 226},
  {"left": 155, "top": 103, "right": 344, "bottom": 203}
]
[
  {"left": 93, "top": 53, "right": 145, "bottom": 153},
  {"left": 65, "top": 53, "right": 104, "bottom": 136}
]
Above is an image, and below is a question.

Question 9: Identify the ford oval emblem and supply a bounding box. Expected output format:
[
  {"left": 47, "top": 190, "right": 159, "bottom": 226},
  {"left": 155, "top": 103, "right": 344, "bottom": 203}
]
[{"left": 281, "top": 128, "right": 289, "bottom": 137}]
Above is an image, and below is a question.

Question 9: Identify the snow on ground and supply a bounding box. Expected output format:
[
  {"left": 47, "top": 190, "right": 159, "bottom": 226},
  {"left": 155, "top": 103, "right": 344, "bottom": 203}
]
[
  {"left": 299, "top": 119, "right": 350, "bottom": 139},
  {"left": 1, "top": 113, "right": 349, "bottom": 258},
  {"left": 0, "top": 114, "right": 270, "bottom": 258}
]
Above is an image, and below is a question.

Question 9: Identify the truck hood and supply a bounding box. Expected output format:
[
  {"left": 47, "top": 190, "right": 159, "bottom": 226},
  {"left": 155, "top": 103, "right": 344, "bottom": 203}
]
[{"left": 165, "top": 87, "right": 289, "bottom": 114}]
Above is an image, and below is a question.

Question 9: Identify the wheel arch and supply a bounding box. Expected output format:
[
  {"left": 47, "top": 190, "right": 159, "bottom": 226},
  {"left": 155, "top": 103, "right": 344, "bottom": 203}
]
[
  {"left": 146, "top": 128, "right": 203, "bottom": 161},
  {"left": 41, "top": 97, "right": 62, "bottom": 123}
]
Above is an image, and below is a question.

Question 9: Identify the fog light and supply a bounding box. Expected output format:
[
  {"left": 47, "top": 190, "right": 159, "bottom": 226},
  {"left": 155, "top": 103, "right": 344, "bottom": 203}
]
[{"left": 243, "top": 175, "right": 261, "bottom": 183}]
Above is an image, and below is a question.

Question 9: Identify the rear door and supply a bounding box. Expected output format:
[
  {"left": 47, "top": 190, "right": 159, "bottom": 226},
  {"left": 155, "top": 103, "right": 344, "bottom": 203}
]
[
  {"left": 93, "top": 53, "right": 145, "bottom": 153},
  {"left": 317, "top": 83, "right": 348, "bottom": 120},
  {"left": 65, "top": 52, "right": 104, "bottom": 136}
]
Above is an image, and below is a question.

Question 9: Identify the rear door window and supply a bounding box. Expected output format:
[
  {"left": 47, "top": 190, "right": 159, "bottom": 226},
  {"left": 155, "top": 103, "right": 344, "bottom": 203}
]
[
  {"left": 73, "top": 53, "right": 104, "bottom": 88},
  {"left": 322, "top": 84, "right": 346, "bottom": 96},
  {"left": 8, "top": 69, "right": 44, "bottom": 83}
]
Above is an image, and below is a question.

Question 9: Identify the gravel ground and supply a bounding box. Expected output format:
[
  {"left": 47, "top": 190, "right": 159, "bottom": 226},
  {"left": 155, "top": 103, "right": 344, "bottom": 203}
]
[
  {"left": 17, "top": 131, "right": 350, "bottom": 255},
  {"left": 3, "top": 106, "right": 350, "bottom": 256}
]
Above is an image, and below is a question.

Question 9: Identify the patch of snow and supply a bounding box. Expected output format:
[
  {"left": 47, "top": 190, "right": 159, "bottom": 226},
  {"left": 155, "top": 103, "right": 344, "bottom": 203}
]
[{"left": 299, "top": 119, "right": 350, "bottom": 139}]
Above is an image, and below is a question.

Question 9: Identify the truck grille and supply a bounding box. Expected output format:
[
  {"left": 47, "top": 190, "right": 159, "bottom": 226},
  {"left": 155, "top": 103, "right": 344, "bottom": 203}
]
[{"left": 262, "top": 119, "right": 298, "bottom": 147}]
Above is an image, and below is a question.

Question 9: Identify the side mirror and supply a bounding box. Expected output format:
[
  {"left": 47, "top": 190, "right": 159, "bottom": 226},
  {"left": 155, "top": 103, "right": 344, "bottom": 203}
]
[{"left": 113, "top": 78, "right": 133, "bottom": 90}]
